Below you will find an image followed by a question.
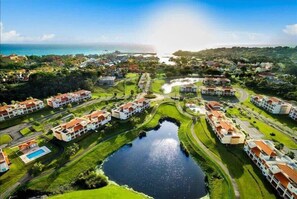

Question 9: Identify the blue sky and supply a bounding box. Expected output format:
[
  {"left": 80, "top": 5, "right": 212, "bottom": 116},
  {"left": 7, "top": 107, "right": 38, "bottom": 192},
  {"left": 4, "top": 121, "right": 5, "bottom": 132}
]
[{"left": 1, "top": 0, "right": 297, "bottom": 51}]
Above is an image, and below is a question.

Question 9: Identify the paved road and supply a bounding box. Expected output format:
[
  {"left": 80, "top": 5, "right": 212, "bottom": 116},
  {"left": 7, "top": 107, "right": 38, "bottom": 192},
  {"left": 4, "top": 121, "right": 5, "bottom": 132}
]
[{"left": 235, "top": 118, "right": 264, "bottom": 139}]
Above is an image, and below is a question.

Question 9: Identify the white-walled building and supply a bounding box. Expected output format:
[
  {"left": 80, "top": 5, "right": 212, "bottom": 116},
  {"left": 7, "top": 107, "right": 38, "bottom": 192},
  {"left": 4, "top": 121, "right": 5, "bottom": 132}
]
[
  {"left": 244, "top": 140, "right": 297, "bottom": 199},
  {"left": 0, "top": 149, "right": 10, "bottom": 172},
  {"left": 52, "top": 110, "right": 111, "bottom": 142},
  {"left": 201, "top": 86, "right": 236, "bottom": 96},
  {"left": 47, "top": 90, "right": 91, "bottom": 108},
  {"left": 251, "top": 95, "right": 292, "bottom": 114},
  {"left": 203, "top": 77, "right": 231, "bottom": 86},
  {"left": 206, "top": 110, "right": 246, "bottom": 144},
  {"left": 180, "top": 84, "right": 198, "bottom": 93},
  {"left": 0, "top": 99, "right": 44, "bottom": 121},
  {"left": 289, "top": 107, "right": 297, "bottom": 122},
  {"left": 112, "top": 98, "right": 150, "bottom": 120}
]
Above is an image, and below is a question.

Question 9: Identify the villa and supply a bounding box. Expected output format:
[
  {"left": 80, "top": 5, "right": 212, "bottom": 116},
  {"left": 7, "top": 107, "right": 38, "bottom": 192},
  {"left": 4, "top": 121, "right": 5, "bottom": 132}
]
[
  {"left": 0, "top": 149, "right": 10, "bottom": 172},
  {"left": 98, "top": 76, "right": 116, "bottom": 86},
  {"left": 201, "top": 86, "right": 236, "bottom": 96},
  {"left": 289, "top": 107, "right": 297, "bottom": 121},
  {"left": 18, "top": 139, "right": 38, "bottom": 153},
  {"left": 205, "top": 101, "right": 222, "bottom": 110},
  {"left": 180, "top": 84, "right": 198, "bottom": 93},
  {"left": 0, "top": 99, "right": 44, "bottom": 121},
  {"left": 52, "top": 110, "right": 111, "bottom": 142},
  {"left": 244, "top": 140, "right": 297, "bottom": 199},
  {"left": 203, "top": 77, "right": 231, "bottom": 86},
  {"left": 206, "top": 110, "right": 246, "bottom": 144},
  {"left": 251, "top": 95, "right": 292, "bottom": 114},
  {"left": 112, "top": 98, "right": 150, "bottom": 120},
  {"left": 47, "top": 90, "right": 92, "bottom": 108}
]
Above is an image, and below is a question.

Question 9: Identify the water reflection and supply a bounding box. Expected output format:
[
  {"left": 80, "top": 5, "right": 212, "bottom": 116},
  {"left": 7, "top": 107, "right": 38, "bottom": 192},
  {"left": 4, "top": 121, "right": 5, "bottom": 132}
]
[{"left": 102, "top": 121, "right": 207, "bottom": 199}]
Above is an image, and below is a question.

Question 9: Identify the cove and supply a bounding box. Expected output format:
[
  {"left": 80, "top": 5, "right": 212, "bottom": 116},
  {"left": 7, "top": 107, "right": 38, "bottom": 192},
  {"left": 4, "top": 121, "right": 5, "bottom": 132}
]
[{"left": 102, "top": 120, "right": 207, "bottom": 199}]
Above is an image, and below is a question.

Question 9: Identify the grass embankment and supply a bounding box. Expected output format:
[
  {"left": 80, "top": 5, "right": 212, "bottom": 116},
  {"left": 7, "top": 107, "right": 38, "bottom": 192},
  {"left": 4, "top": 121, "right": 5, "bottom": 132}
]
[
  {"left": 49, "top": 184, "right": 148, "bottom": 199},
  {"left": 0, "top": 134, "right": 12, "bottom": 145},
  {"left": 195, "top": 117, "right": 276, "bottom": 199},
  {"left": 150, "top": 79, "right": 165, "bottom": 93},
  {"left": 227, "top": 107, "right": 297, "bottom": 149}
]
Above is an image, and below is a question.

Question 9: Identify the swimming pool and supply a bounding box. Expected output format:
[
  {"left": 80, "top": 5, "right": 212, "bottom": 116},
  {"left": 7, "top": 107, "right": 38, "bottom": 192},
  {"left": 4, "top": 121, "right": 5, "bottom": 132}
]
[
  {"left": 26, "top": 149, "right": 46, "bottom": 159},
  {"left": 20, "top": 146, "right": 51, "bottom": 164}
]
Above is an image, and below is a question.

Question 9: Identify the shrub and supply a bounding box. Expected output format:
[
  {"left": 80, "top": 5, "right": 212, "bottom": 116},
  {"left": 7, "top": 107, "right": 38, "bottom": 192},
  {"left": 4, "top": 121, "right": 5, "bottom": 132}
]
[
  {"left": 74, "top": 169, "right": 108, "bottom": 189},
  {"left": 270, "top": 133, "right": 276, "bottom": 136}
]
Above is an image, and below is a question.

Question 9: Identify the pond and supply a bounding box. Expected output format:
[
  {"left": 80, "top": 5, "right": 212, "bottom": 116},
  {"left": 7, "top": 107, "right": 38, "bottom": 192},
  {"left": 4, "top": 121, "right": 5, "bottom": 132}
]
[
  {"left": 102, "top": 121, "right": 207, "bottom": 199},
  {"left": 161, "top": 78, "right": 202, "bottom": 94}
]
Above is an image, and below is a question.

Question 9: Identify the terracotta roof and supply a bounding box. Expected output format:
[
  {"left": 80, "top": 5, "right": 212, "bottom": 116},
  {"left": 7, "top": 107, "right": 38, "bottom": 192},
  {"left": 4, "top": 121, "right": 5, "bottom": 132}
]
[
  {"left": 277, "top": 164, "right": 297, "bottom": 185},
  {"left": 18, "top": 139, "right": 37, "bottom": 150},
  {"left": 63, "top": 118, "right": 84, "bottom": 129},
  {"left": 87, "top": 110, "right": 105, "bottom": 118},
  {"left": 207, "top": 101, "right": 221, "bottom": 107},
  {"left": 274, "top": 172, "right": 290, "bottom": 187},
  {"left": 0, "top": 151, "right": 5, "bottom": 163},
  {"left": 219, "top": 121, "right": 233, "bottom": 131},
  {"left": 254, "top": 141, "right": 276, "bottom": 157},
  {"left": 209, "top": 110, "right": 223, "bottom": 118},
  {"left": 267, "top": 97, "right": 281, "bottom": 103},
  {"left": 135, "top": 98, "right": 145, "bottom": 103},
  {"left": 73, "top": 90, "right": 90, "bottom": 95},
  {"left": 122, "top": 102, "right": 134, "bottom": 109},
  {"left": 74, "top": 124, "right": 84, "bottom": 132},
  {"left": 251, "top": 147, "right": 261, "bottom": 157}
]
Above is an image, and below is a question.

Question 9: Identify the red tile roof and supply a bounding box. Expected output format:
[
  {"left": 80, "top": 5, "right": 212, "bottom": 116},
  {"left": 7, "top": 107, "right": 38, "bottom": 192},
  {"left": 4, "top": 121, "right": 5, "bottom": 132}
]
[
  {"left": 254, "top": 141, "right": 276, "bottom": 157},
  {"left": 277, "top": 164, "right": 297, "bottom": 185}
]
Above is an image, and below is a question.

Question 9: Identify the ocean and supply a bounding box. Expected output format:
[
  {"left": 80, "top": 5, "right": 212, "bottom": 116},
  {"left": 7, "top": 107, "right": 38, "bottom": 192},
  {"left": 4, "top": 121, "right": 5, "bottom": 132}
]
[{"left": 0, "top": 43, "right": 155, "bottom": 56}]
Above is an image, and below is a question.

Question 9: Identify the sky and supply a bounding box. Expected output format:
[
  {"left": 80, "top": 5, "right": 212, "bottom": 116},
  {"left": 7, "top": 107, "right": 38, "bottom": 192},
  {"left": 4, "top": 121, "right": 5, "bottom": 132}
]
[{"left": 1, "top": 0, "right": 297, "bottom": 52}]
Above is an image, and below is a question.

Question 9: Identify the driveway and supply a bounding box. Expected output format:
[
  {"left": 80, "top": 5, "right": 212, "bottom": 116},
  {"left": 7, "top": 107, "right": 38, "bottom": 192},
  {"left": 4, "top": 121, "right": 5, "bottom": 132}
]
[{"left": 235, "top": 118, "right": 264, "bottom": 139}]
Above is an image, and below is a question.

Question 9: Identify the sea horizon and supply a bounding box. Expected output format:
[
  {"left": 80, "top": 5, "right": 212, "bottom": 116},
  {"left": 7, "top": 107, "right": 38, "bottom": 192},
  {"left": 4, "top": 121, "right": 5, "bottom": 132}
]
[{"left": 0, "top": 43, "right": 156, "bottom": 56}]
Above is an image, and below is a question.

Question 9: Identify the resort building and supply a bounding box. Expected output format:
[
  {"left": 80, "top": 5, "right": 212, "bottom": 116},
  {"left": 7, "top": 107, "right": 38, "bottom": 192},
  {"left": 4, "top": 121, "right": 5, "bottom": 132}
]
[
  {"left": 244, "top": 140, "right": 297, "bottom": 199},
  {"left": 203, "top": 77, "right": 231, "bottom": 86},
  {"left": 205, "top": 101, "right": 222, "bottom": 110},
  {"left": 98, "top": 76, "right": 116, "bottom": 86},
  {"left": 180, "top": 84, "right": 198, "bottom": 93},
  {"left": 0, "top": 99, "right": 45, "bottom": 121},
  {"left": 206, "top": 110, "right": 245, "bottom": 144},
  {"left": 250, "top": 95, "right": 292, "bottom": 114},
  {"left": 201, "top": 86, "right": 236, "bottom": 96},
  {"left": 47, "top": 90, "right": 91, "bottom": 108},
  {"left": 289, "top": 107, "right": 297, "bottom": 121},
  {"left": 52, "top": 110, "right": 111, "bottom": 142},
  {"left": 18, "top": 139, "right": 38, "bottom": 153},
  {"left": 0, "top": 149, "right": 10, "bottom": 172},
  {"left": 112, "top": 98, "right": 150, "bottom": 120}
]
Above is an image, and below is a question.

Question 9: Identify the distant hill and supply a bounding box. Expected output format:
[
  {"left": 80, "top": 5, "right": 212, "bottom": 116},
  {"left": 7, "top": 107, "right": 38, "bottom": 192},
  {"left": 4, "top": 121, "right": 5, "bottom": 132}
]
[{"left": 173, "top": 46, "right": 297, "bottom": 62}]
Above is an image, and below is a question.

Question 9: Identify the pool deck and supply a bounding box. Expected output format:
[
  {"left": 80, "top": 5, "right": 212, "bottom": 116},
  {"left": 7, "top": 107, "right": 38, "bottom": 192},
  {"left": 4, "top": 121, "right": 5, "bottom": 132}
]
[{"left": 19, "top": 146, "right": 51, "bottom": 164}]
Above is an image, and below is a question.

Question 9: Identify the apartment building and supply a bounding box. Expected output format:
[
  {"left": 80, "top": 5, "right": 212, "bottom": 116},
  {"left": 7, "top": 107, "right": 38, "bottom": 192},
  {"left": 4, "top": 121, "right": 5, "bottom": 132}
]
[
  {"left": 0, "top": 99, "right": 44, "bottom": 121},
  {"left": 180, "top": 84, "right": 198, "bottom": 93},
  {"left": 251, "top": 95, "right": 292, "bottom": 114},
  {"left": 47, "top": 90, "right": 91, "bottom": 108},
  {"left": 112, "top": 98, "right": 150, "bottom": 120},
  {"left": 203, "top": 77, "right": 231, "bottom": 86},
  {"left": 244, "top": 140, "right": 297, "bottom": 199},
  {"left": 289, "top": 107, "right": 297, "bottom": 121},
  {"left": 0, "top": 149, "right": 10, "bottom": 172},
  {"left": 201, "top": 86, "right": 236, "bottom": 96},
  {"left": 52, "top": 110, "right": 111, "bottom": 142},
  {"left": 206, "top": 110, "right": 246, "bottom": 144},
  {"left": 205, "top": 101, "right": 222, "bottom": 110}
]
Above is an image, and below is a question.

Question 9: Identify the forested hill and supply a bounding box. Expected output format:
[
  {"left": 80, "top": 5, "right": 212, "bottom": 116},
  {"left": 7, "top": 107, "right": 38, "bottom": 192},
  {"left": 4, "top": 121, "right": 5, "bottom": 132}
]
[{"left": 173, "top": 46, "right": 297, "bottom": 62}]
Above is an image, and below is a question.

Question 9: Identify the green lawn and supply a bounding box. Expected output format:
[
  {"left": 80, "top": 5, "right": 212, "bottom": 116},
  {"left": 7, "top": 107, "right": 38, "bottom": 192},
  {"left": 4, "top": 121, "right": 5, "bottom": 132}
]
[
  {"left": 195, "top": 117, "right": 276, "bottom": 199},
  {"left": 20, "top": 127, "right": 33, "bottom": 136},
  {"left": 227, "top": 107, "right": 297, "bottom": 149},
  {"left": 150, "top": 79, "right": 165, "bottom": 93},
  {"left": 0, "top": 134, "right": 12, "bottom": 145},
  {"left": 49, "top": 184, "right": 148, "bottom": 199}
]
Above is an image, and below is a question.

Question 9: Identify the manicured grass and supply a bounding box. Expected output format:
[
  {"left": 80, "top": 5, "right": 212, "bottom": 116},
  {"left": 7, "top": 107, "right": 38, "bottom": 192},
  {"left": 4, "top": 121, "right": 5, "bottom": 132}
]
[
  {"left": 20, "top": 127, "right": 33, "bottom": 136},
  {"left": 0, "top": 134, "right": 12, "bottom": 145},
  {"left": 150, "top": 79, "right": 165, "bottom": 93},
  {"left": 227, "top": 107, "right": 297, "bottom": 149},
  {"left": 195, "top": 117, "right": 277, "bottom": 199},
  {"left": 49, "top": 184, "right": 148, "bottom": 199},
  {"left": 0, "top": 147, "right": 28, "bottom": 195}
]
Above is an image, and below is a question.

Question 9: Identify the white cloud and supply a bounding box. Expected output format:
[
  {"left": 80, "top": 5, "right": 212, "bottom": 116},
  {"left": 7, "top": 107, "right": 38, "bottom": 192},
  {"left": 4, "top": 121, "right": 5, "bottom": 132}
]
[
  {"left": 40, "top": 34, "right": 55, "bottom": 41},
  {"left": 0, "top": 22, "right": 56, "bottom": 42},
  {"left": 283, "top": 24, "right": 297, "bottom": 36}
]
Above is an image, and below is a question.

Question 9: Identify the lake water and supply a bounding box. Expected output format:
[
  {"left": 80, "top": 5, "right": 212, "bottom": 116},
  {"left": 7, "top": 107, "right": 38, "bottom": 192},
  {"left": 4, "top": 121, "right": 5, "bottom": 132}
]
[
  {"left": 161, "top": 78, "right": 202, "bottom": 94},
  {"left": 102, "top": 121, "right": 207, "bottom": 199}
]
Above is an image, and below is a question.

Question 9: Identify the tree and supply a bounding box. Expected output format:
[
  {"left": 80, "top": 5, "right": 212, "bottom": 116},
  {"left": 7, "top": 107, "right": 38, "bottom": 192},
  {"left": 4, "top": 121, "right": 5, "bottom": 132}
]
[
  {"left": 66, "top": 143, "right": 80, "bottom": 157},
  {"left": 286, "top": 151, "right": 295, "bottom": 159},
  {"left": 130, "top": 90, "right": 135, "bottom": 96},
  {"left": 31, "top": 162, "right": 45, "bottom": 176}
]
